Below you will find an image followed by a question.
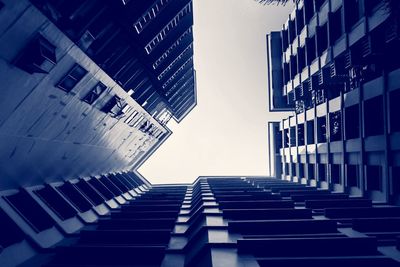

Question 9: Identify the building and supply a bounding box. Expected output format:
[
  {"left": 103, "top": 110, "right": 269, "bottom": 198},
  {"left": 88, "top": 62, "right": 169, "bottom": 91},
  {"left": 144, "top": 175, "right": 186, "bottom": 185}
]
[
  {"left": 0, "top": 0, "right": 196, "bottom": 189},
  {"left": 267, "top": 0, "right": 400, "bottom": 204},
  {"left": 2, "top": 176, "right": 400, "bottom": 266}
]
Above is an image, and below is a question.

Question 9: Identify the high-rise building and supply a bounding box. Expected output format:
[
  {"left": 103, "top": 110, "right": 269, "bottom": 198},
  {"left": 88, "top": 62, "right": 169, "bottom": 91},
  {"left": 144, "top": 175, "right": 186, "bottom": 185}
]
[
  {"left": 2, "top": 176, "right": 400, "bottom": 266},
  {"left": 2, "top": 0, "right": 400, "bottom": 266},
  {"left": 0, "top": 0, "right": 196, "bottom": 188},
  {"left": 267, "top": 0, "right": 400, "bottom": 204}
]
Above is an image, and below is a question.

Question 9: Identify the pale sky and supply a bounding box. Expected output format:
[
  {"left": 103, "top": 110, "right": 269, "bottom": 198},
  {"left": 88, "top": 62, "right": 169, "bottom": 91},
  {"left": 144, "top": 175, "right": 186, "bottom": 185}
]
[{"left": 139, "top": 0, "right": 294, "bottom": 184}]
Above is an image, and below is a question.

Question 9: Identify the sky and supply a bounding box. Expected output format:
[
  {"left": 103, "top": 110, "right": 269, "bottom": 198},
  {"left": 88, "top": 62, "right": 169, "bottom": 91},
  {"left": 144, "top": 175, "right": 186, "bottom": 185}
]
[{"left": 139, "top": 0, "right": 294, "bottom": 184}]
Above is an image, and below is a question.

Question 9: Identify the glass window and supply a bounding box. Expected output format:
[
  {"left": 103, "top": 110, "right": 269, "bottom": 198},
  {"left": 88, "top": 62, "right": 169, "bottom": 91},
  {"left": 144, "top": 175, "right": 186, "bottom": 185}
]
[
  {"left": 82, "top": 82, "right": 107, "bottom": 104},
  {"left": 57, "top": 64, "right": 87, "bottom": 92}
]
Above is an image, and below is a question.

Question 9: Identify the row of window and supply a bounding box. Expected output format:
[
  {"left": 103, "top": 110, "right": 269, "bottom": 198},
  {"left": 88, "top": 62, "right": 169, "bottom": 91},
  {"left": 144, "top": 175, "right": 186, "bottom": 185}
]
[
  {"left": 152, "top": 27, "right": 193, "bottom": 70},
  {"left": 157, "top": 44, "right": 193, "bottom": 80},
  {"left": 284, "top": 163, "right": 396, "bottom": 192},
  {"left": 165, "top": 68, "right": 194, "bottom": 97},
  {"left": 133, "top": 0, "right": 172, "bottom": 34},
  {"left": 145, "top": 3, "right": 192, "bottom": 54},
  {"left": 162, "top": 57, "right": 193, "bottom": 89},
  {"left": 281, "top": 90, "right": 400, "bottom": 147}
]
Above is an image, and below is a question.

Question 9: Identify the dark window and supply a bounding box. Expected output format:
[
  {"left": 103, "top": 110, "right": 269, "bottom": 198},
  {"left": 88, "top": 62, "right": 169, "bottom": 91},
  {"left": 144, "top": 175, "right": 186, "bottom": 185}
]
[
  {"left": 299, "top": 163, "right": 305, "bottom": 178},
  {"left": 82, "top": 82, "right": 107, "bottom": 104},
  {"left": 282, "top": 29, "right": 289, "bottom": 51},
  {"left": 347, "top": 165, "right": 359, "bottom": 187},
  {"left": 318, "top": 164, "right": 327, "bottom": 181},
  {"left": 317, "top": 23, "right": 328, "bottom": 56},
  {"left": 364, "top": 96, "right": 384, "bottom": 137},
  {"left": 345, "top": 104, "right": 360, "bottom": 139},
  {"left": 15, "top": 35, "right": 57, "bottom": 74},
  {"left": 298, "top": 46, "right": 306, "bottom": 72},
  {"left": 57, "top": 64, "right": 87, "bottom": 92},
  {"left": 291, "top": 163, "right": 297, "bottom": 176},
  {"left": 345, "top": 0, "right": 362, "bottom": 30},
  {"left": 329, "top": 111, "right": 342, "bottom": 142},
  {"left": 74, "top": 180, "right": 105, "bottom": 206},
  {"left": 0, "top": 208, "right": 25, "bottom": 248},
  {"left": 99, "top": 176, "right": 123, "bottom": 196},
  {"left": 315, "top": 0, "right": 325, "bottom": 11},
  {"left": 34, "top": 185, "right": 77, "bottom": 220},
  {"left": 366, "top": 165, "right": 382, "bottom": 191},
  {"left": 306, "top": 120, "right": 315, "bottom": 144},
  {"left": 304, "top": 0, "right": 314, "bottom": 23},
  {"left": 289, "top": 19, "right": 296, "bottom": 43},
  {"left": 108, "top": 174, "right": 130, "bottom": 192},
  {"left": 284, "top": 128, "right": 289, "bottom": 147},
  {"left": 331, "top": 164, "right": 341, "bottom": 184},
  {"left": 308, "top": 164, "right": 315, "bottom": 180},
  {"left": 317, "top": 116, "right": 327, "bottom": 143},
  {"left": 88, "top": 178, "right": 115, "bottom": 199},
  {"left": 296, "top": 8, "right": 305, "bottom": 34},
  {"left": 298, "top": 123, "right": 305, "bottom": 146},
  {"left": 101, "top": 95, "right": 127, "bottom": 118},
  {"left": 390, "top": 89, "right": 400, "bottom": 132},
  {"left": 4, "top": 190, "right": 55, "bottom": 232},
  {"left": 285, "top": 163, "right": 290, "bottom": 175},
  {"left": 290, "top": 126, "right": 296, "bottom": 146},
  {"left": 306, "top": 35, "right": 316, "bottom": 64},
  {"left": 330, "top": 7, "right": 343, "bottom": 44},
  {"left": 290, "top": 55, "right": 298, "bottom": 78},
  {"left": 56, "top": 183, "right": 92, "bottom": 212},
  {"left": 124, "top": 172, "right": 143, "bottom": 186},
  {"left": 276, "top": 130, "right": 283, "bottom": 152}
]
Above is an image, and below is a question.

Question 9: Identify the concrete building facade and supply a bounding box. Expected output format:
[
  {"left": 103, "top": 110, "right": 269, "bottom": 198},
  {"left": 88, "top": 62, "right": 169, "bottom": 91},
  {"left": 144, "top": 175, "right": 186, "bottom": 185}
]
[
  {"left": 0, "top": 0, "right": 196, "bottom": 189},
  {"left": 267, "top": 0, "right": 400, "bottom": 204}
]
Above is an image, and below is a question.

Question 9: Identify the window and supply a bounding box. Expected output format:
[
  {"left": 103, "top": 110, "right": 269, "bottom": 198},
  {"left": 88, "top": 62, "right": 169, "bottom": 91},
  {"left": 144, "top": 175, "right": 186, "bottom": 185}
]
[
  {"left": 329, "top": 111, "right": 342, "bottom": 142},
  {"left": 296, "top": 8, "right": 304, "bottom": 34},
  {"left": 34, "top": 185, "right": 77, "bottom": 220},
  {"left": 306, "top": 120, "right": 315, "bottom": 144},
  {"left": 304, "top": 0, "right": 313, "bottom": 24},
  {"left": 291, "top": 163, "right": 297, "bottom": 176},
  {"left": 133, "top": 0, "right": 172, "bottom": 34},
  {"left": 298, "top": 123, "right": 305, "bottom": 146},
  {"left": 366, "top": 165, "right": 382, "bottom": 191},
  {"left": 101, "top": 95, "right": 128, "bottom": 118},
  {"left": 330, "top": 7, "right": 343, "bottom": 44},
  {"left": 390, "top": 89, "right": 400, "bottom": 132},
  {"left": 57, "top": 64, "right": 87, "bottom": 92},
  {"left": 153, "top": 28, "right": 192, "bottom": 69},
  {"left": 317, "top": 23, "right": 328, "bottom": 56},
  {"left": 290, "top": 126, "right": 296, "bottom": 146},
  {"left": 317, "top": 116, "right": 327, "bottom": 143},
  {"left": 345, "top": 104, "right": 360, "bottom": 139},
  {"left": 347, "top": 165, "right": 359, "bottom": 187},
  {"left": 56, "top": 183, "right": 92, "bottom": 213},
  {"left": 158, "top": 44, "right": 193, "bottom": 80},
  {"left": 88, "top": 178, "right": 115, "bottom": 200},
  {"left": 308, "top": 164, "right": 315, "bottom": 180},
  {"left": 0, "top": 208, "right": 25, "bottom": 248},
  {"left": 82, "top": 82, "right": 107, "bottom": 104},
  {"left": 331, "top": 164, "right": 341, "bottom": 184},
  {"left": 318, "top": 164, "right": 327, "bottom": 181},
  {"left": 297, "top": 46, "right": 306, "bottom": 72},
  {"left": 4, "top": 190, "right": 55, "bottom": 232},
  {"left": 145, "top": 3, "right": 192, "bottom": 54},
  {"left": 282, "top": 29, "right": 289, "bottom": 51},
  {"left": 74, "top": 180, "right": 105, "bottom": 206},
  {"left": 15, "top": 35, "right": 57, "bottom": 74},
  {"left": 299, "top": 163, "right": 305, "bottom": 178},
  {"left": 364, "top": 96, "right": 384, "bottom": 137},
  {"left": 306, "top": 35, "right": 316, "bottom": 64}
]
